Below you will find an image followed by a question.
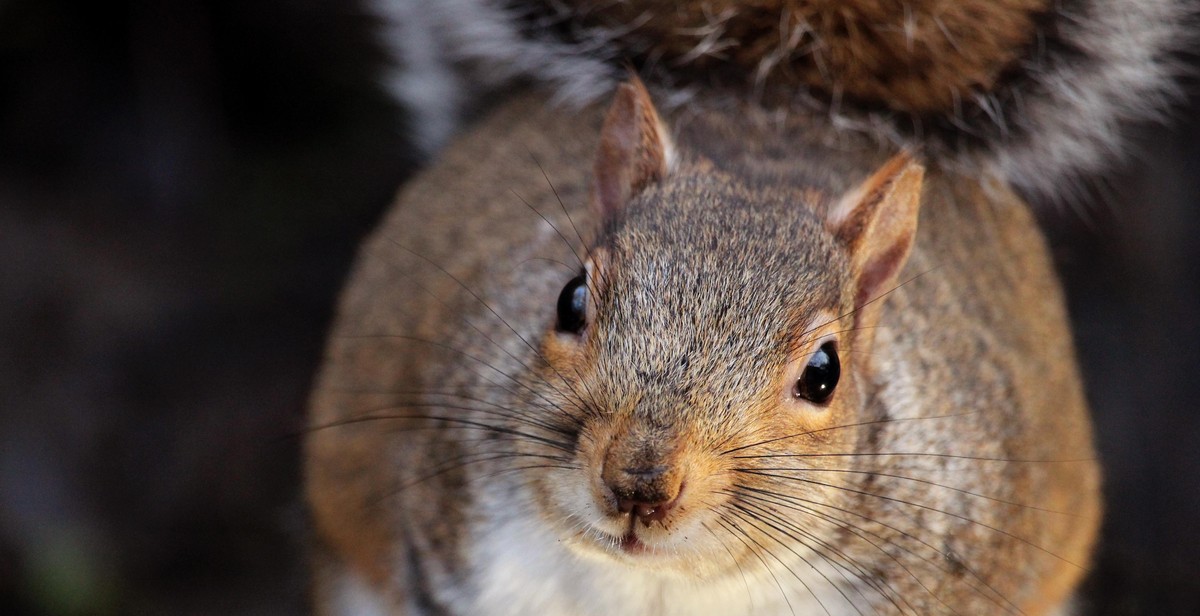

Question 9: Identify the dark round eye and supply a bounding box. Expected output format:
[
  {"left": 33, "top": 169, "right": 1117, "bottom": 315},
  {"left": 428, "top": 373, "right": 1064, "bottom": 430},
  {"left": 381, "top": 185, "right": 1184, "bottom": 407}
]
[
  {"left": 555, "top": 273, "right": 588, "bottom": 334},
  {"left": 794, "top": 342, "right": 839, "bottom": 404}
]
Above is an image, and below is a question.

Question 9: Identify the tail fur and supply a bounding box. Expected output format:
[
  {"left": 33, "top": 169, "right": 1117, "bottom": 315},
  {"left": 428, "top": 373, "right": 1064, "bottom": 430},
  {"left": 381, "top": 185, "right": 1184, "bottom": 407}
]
[{"left": 373, "top": 0, "right": 1192, "bottom": 200}]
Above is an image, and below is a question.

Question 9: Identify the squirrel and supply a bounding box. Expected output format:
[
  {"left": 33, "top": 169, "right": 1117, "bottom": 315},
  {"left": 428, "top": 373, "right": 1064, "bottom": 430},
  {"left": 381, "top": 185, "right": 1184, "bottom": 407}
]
[{"left": 306, "top": 1, "right": 1187, "bottom": 614}]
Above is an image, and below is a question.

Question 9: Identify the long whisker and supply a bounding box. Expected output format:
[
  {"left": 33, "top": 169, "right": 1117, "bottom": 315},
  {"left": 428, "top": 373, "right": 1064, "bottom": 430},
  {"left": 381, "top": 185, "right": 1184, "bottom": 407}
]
[
  {"left": 701, "top": 521, "right": 758, "bottom": 612},
  {"left": 302, "top": 393, "right": 572, "bottom": 438},
  {"left": 331, "top": 332, "right": 569, "bottom": 413},
  {"left": 724, "top": 506, "right": 838, "bottom": 616},
  {"left": 733, "top": 486, "right": 973, "bottom": 616},
  {"left": 722, "top": 411, "right": 981, "bottom": 456},
  {"left": 735, "top": 469, "right": 1084, "bottom": 570},
  {"left": 303, "top": 408, "right": 575, "bottom": 452},
  {"left": 509, "top": 188, "right": 585, "bottom": 269},
  {"left": 732, "top": 499, "right": 902, "bottom": 616},
  {"left": 350, "top": 244, "right": 575, "bottom": 406},
  {"left": 370, "top": 453, "right": 579, "bottom": 509},
  {"left": 789, "top": 266, "right": 942, "bottom": 350},
  {"left": 388, "top": 241, "right": 603, "bottom": 416},
  {"left": 531, "top": 154, "right": 589, "bottom": 260},
  {"left": 714, "top": 515, "right": 800, "bottom": 616},
  {"left": 732, "top": 484, "right": 1024, "bottom": 616},
  {"left": 735, "top": 451, "right": 1096, "bottom": 464},
  {"left": 735, "top": 466, "right": 1078, "bottom": 516}
]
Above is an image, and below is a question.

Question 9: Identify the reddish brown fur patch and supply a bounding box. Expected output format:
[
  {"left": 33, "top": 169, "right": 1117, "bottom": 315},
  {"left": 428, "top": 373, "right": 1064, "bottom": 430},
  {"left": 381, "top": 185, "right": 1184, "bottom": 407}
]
[{"left": 559, "top": 0, "right": 1047, "bottom": 112}]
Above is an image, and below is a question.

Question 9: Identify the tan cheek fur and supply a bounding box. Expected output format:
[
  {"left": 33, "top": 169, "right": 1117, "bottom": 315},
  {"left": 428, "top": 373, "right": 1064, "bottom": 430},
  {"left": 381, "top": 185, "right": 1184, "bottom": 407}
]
[
  {"left": 539, "top": 332, "right": 590, "bottom": 380},
  {"left": 563, "top": 339, "right": 863, "bottom": 527}
]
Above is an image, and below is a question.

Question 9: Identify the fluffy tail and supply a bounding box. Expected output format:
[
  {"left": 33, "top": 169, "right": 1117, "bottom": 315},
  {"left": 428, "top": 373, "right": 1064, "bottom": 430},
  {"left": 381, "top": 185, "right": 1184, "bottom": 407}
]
[{"left": 373, "top": 0, "right": 1192, "bottom": 200}]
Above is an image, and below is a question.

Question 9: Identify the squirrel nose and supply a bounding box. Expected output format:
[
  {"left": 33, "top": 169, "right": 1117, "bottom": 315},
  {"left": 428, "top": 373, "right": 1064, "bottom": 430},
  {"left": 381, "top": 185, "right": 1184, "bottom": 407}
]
[{"left": 605, "top": 465, "right": 682, "bottom": 526}]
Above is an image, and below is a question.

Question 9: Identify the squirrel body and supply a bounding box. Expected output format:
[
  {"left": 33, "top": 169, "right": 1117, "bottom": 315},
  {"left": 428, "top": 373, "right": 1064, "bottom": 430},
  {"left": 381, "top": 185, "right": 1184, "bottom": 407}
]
[
  {"left": 306, "top": 0, "right": 1190, "bottom": 612},
  {"left": 305, "top": 83, "right": 1100, "bottom": 614}
]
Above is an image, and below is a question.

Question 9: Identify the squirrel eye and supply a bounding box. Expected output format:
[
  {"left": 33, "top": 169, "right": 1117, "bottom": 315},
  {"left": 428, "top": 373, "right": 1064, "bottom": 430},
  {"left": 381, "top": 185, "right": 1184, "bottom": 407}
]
[
  {"left": 794, "top": 342, "right": 839, "bottom": 404},
  {"left": 555, "top": 273, "right": 588, "bottom": 334}
]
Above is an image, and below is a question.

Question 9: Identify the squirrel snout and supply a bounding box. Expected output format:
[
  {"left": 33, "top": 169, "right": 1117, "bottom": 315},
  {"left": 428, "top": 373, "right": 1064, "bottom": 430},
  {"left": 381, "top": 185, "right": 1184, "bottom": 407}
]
[{"left": 601, "top": 460, "right": 684, "bottom": 527}]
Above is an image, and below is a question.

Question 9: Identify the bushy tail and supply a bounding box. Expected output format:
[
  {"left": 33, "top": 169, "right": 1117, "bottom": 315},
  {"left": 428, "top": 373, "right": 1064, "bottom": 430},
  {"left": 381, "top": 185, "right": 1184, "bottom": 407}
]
[{"left": 374, "top": 0, "right": 1192, "bottom": 200}]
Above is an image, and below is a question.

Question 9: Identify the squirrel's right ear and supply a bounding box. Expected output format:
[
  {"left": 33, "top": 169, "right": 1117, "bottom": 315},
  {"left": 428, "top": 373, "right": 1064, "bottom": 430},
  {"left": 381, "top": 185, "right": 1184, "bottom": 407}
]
[
  {"left": 591, "top": 77, "right": 676, "bottom": 224},
  {"left": 826, "top": 154, "right": 924, "bottom": 319}
]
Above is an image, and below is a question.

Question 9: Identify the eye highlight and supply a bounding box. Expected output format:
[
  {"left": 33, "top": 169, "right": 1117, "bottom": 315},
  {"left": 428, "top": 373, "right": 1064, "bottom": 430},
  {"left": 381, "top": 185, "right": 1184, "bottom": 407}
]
[
  {"left": 555, "top": 273, "right": 588, "bottom": 334},
  {"left": 794, "top": 342, "right": 839, "bottom": 404}
]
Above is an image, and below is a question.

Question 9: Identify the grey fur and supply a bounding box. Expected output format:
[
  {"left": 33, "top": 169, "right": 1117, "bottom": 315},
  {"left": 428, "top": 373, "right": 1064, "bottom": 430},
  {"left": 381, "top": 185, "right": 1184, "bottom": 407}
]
[{"left": 978, "top": 0, "right": 1189, "bottom": 200}]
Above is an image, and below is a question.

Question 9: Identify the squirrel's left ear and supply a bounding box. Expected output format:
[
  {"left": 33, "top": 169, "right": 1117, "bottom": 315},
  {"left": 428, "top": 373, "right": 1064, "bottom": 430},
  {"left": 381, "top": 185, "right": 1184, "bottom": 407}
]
[
  {"left": 826, "top": 153, "right": 924, "bottom": 321},
  {"left": 592, "top": 77, "right": 676, "bottom": 225}
]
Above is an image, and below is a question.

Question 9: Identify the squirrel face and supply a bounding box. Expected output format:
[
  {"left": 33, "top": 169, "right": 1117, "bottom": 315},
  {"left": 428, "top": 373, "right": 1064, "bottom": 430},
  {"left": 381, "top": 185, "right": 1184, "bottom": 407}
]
[{"left": 521, "top": 80, "right": 925, "bottom": 577}]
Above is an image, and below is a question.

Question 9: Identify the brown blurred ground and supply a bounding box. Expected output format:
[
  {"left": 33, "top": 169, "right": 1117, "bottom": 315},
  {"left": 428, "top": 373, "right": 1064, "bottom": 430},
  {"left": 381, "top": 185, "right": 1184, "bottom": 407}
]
[{"left": 0, "top": 1, "right": 1196, "bottom": 614}]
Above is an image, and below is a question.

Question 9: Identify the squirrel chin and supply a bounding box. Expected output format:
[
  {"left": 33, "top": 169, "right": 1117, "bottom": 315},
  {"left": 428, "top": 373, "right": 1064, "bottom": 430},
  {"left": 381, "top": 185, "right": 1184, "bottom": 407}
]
[
  {"left": 565, "top": 527, "right": 724, "bottom": 575},
  {"left": 560, "top": 516, "right": 694, "bottom": 565},
  {"left": 551, "top": 492, "right": 717, "bottom": 571}
]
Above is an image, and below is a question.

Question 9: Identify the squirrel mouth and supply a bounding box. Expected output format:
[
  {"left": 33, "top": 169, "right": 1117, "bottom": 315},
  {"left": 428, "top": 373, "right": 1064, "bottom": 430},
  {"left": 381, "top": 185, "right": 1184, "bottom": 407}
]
[
  {"left": 614, "top": 509, "right": 657, "bottom": 555},
  {"left": 607, "top": 483, "right": 688, "bottom": 556},
  {"left": 618, "top": 529, "right": 646, "bottom": 554}
]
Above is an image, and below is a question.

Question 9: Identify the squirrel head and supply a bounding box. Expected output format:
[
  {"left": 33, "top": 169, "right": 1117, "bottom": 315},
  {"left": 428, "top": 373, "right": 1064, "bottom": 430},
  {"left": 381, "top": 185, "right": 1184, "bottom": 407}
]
[{"left": 530, "top": 79, "right": 924, "bottom": 575}]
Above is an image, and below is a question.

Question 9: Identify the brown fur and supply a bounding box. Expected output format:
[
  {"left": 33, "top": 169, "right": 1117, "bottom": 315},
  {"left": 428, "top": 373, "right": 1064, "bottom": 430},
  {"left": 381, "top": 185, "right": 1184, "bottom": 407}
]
[{"left": 543, "top": 0, "right": 1047, "bottom": 112}]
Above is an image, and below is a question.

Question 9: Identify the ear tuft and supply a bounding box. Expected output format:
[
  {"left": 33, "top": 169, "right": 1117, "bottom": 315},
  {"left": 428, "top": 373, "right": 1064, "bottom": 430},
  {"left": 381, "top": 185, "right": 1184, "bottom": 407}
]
[
  {"left": 827, "top": 153, "right": 924, "bottom": 313},
  {"left": 591, "top": 77, "right": 675, "bottom": 224}
]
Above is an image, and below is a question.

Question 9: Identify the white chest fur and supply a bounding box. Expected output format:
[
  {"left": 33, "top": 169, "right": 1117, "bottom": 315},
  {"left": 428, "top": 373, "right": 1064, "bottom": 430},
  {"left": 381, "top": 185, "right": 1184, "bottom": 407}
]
[{"left": 457, "top": 498, "right": 855, "bottom": 616}]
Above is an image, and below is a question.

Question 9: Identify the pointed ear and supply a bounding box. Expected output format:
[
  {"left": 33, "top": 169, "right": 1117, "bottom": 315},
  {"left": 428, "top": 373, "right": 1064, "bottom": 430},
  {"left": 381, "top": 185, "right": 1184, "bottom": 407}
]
[
  {"left": 591, "top": 77, "right": 676, "bottom": 224},
  {"left": 827, "top": 153, "right": 924, "bottom": 321}
]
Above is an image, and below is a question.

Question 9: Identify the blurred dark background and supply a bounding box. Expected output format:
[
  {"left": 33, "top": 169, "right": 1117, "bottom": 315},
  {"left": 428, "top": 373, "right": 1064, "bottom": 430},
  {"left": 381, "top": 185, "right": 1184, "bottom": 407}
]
[{"left": 0, "top": 1, "right": 1196, "bottom": 614}]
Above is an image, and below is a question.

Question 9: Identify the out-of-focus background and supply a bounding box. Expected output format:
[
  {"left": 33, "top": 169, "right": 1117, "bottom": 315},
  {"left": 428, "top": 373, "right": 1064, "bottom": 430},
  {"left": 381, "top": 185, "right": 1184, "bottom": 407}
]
[{"left": 0, "top": 1, "right": 1196, "bottom": 614}]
